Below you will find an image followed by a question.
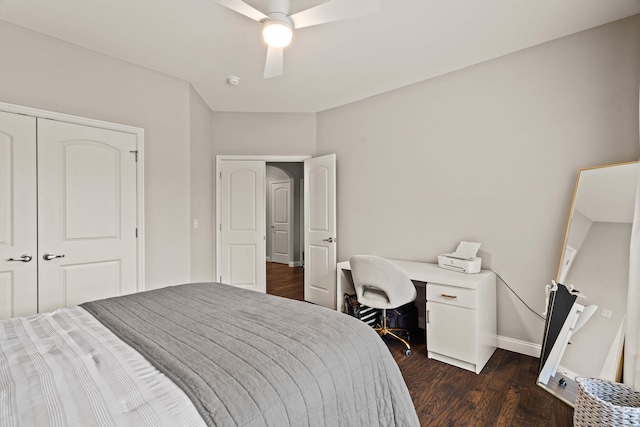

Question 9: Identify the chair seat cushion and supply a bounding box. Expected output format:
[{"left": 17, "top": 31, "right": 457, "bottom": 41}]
[{"left": 359, "top": 287, "right": 393, "bottom": 309}]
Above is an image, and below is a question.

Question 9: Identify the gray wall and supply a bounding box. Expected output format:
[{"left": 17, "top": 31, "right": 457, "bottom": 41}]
[
  {"left": 315, "top": 15, "right": 640, "bottom": 344},
  {"left": 566, "top": 210, "right": 593, "bottom": 253},
  {"left": 0, "top": 20, "right": 195, "bottom": 289},
  {"left": 190, "top": 86, "right": 214, "bottom": 282},
  {"left": 212, "top": 113, "right": 316, "bottom": 155}
]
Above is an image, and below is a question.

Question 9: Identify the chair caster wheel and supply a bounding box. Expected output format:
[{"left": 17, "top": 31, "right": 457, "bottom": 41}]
[
  {"left": 559, "top": 378, "right": 567, "bottom": 387},
  {"left": 405, "top": 349, "right": 412, "bottom": 356}
]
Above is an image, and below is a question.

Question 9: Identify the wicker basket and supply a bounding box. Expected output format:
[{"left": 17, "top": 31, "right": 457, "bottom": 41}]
[{"left": 574, "top": 378, "right": 640, "bottom": 426}]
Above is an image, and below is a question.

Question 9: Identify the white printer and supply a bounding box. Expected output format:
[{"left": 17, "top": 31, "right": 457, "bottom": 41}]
[{"left": 437, "top": 241, "right": 482, "bottom": 274}]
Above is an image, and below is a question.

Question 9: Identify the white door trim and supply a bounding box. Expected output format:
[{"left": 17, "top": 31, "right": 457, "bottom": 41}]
[
  {"left": 215, "top": 155, "right": 310, "bottom": 283},
  {"left": 0, "top": 101, "right": 145, "bottom": 292},
  {"left": 299, "top": 178, "right": 305, "bottom": 268}
]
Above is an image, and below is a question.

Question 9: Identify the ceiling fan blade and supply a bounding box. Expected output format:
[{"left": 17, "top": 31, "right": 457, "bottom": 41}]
[
  {"left": 264, "top": 46, "right": 284, "bottom": 78},
  {"left": 214, "top": 0, "right": 268, "bottom": 22},
  {"left": 290, "top": 0, "right": 379, "bottom": 29}
]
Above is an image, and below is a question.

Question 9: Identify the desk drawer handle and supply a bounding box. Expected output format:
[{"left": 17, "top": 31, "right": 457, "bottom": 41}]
[{"left": 441, "top": 293, "right": 458, "bottom": 299}]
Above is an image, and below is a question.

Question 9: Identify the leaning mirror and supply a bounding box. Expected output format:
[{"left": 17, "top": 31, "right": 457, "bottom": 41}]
[{"left": 537, "top": 161, "right": 638, "bottom": 406}]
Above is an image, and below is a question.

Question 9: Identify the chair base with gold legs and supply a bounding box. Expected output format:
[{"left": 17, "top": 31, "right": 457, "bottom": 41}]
[
  {"left": 374, "top": 308, "right": 412, "bottom": 356},
  {"left": 350, "top": 255, "right": 418, "bottom": 357}
]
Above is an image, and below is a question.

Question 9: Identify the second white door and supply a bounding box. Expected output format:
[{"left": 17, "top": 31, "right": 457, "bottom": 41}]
[{"left": 270, "top": 180, "right": 291, "bottom": 265}]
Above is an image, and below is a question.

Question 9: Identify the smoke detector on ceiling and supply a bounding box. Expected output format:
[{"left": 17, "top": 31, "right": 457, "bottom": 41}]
[{"left": 227, "top": 76, "right": 241, "bottom": 86}]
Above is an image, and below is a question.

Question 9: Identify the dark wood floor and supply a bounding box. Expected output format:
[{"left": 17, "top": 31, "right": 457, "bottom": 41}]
[
  {"left": 266, "top": 262, "right": 574, "bottom": 426},
  {"left": 266, "top": 261, "right": 305, "bottom": 301}
]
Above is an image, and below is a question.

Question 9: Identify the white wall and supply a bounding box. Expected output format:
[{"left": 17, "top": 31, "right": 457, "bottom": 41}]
[
  {"left": 316, "top": 15, "right": 640, "bottom": 344},
  {"left": 0, "top": 20, "right": 193, "bottom": 289}
]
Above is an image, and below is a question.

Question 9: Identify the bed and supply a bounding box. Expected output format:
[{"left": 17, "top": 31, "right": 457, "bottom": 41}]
[{"left": 0, "top": 282, "right": 419, "bottom": 426}]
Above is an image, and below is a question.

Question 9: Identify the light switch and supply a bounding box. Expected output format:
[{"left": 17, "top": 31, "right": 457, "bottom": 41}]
[{"left": 193, "top": 219, "right": 199, "bottom": 229}]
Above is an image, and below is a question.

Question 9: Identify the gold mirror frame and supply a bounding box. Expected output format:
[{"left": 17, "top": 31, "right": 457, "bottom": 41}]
[
  {"left": 538, "top": 160, "right": 638, "bottom": 406},
  {"left": 555, "top": 160, "right": 639, "bottom": 282}
]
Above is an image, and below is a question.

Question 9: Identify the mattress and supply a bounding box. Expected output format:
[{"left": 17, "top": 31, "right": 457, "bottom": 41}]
[{"left": 1, "top": 282, "right": 419, "bottom": 426}]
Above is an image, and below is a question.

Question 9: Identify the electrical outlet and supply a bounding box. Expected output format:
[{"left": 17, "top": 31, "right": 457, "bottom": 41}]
[
  {"left": 193, "top": 219, "right": 199, "bottom": 229},
  {"left": 601, "top": 308, "right": 613, "bottom": 318}
]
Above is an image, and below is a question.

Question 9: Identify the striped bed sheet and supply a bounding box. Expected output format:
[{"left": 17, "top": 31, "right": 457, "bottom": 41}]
[{"left": 0, "top": 306, "right": 205, "bottom": 427}]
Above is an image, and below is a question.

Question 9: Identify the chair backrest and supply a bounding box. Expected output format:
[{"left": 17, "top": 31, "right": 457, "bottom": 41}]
[{"left": 350, "top": 255, "right": 417, "bottom": 310}]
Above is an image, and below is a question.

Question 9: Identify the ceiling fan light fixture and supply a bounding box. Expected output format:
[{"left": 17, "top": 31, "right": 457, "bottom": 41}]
[{"left": 262, "top": 18, "right": 292, "bottom": 48}]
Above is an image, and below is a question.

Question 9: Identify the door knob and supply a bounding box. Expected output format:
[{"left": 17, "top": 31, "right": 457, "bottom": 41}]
[
  {"left": 7, "top": 254, "right": 33, "bottom": 262},
  {"left": 43, "top": 253, "right": 65, "bottom": 261},
  {"left": 322, "top": 237, "right": 335, "bottom": 243}
]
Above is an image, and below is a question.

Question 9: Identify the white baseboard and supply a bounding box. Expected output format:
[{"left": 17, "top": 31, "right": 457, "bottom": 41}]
[
  {"left": 289, "top": 261, "right": 302, "bottom": 267},
  {"left": 497, "top": 335, "right": 541, "bottom": 358}
]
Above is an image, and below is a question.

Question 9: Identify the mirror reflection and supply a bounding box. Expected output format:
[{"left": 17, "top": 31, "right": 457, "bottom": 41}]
[{"left": 538, "top": 161, "right": 638, "bottom": 405}]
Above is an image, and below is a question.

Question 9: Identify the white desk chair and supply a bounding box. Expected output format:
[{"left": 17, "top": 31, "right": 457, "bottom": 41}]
[{"left": 350, "top": 255, "right": 417, "bottom": 356}]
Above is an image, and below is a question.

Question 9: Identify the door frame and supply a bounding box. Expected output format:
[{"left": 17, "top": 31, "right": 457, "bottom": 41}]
[
  {"left": 0, "top": 101, "right": 146, "bottom": 292},
  {"left": 215, "top": 155, "right": 310, "bottom": 283}
]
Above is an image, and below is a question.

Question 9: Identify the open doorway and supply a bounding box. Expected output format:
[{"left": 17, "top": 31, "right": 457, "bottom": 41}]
[
  {"left": 216, "top": 154, "right": 337, "bottom": 308},
  {"left": 266, "top": 163, "right": 304, "bottom": 301}
]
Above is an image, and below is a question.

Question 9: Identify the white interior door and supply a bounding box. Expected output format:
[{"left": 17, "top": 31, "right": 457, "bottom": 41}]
[
  {"left": 270, "top": 180, "right": 291, "bottom": 265},
  {"left": 0, "top": 111, "right": 37, "bottom": 320},
  {"left": 37, "top": 119, "right": 138, "bottom": 313},
  {"left": 220, "top": 160, "right": 266, "bottom": 293},
  {"left": 304, "top": 154, "right": 337, "bottom": 309}
]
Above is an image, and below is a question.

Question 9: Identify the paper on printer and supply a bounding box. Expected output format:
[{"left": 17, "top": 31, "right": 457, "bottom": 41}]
[{"left": 438, "top": 241, "right": 482, "bottom": 273}]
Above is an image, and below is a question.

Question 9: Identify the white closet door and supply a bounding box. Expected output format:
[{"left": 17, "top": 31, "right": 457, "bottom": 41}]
[
  {"left": 0, "top": 111, "right": 37, "bottom": 320},
  {"left": 220, "top": 160, "right": 266, "bottom": 293},
  {"left": 37, "top": 119, "right": 138, "bottom": 312}
]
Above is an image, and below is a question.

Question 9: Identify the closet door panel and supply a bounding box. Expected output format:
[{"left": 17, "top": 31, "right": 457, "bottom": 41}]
[
  {"left": 0, "top": 111, "right": 37, "bottom": 320},
  {"left": 37, "top": 119, "right": 138, "bottom": 313}
]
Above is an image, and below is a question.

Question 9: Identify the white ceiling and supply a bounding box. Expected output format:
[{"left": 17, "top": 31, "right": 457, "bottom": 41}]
[{"left": 1, "top": 0, "right": 638, "bottom": 113}]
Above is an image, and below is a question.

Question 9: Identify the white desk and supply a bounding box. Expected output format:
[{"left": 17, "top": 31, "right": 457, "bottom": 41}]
[{"left": 337, "top": 259, "right": 497, "bottom": 374}]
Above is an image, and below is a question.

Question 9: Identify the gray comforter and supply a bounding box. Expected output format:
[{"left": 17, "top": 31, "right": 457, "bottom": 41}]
[{"left": 82, "top": 282, "right": 419, "bottom": 427}]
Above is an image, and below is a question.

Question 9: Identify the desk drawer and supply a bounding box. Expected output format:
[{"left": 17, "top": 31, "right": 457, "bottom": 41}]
[{"left": 427, "top": 283, "right": 476, "bottom": 309}]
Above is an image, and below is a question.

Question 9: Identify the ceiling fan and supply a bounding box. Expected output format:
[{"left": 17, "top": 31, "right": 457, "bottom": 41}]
[{"left": 215, "top": 0, "right": 379, "bottom": 78}]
